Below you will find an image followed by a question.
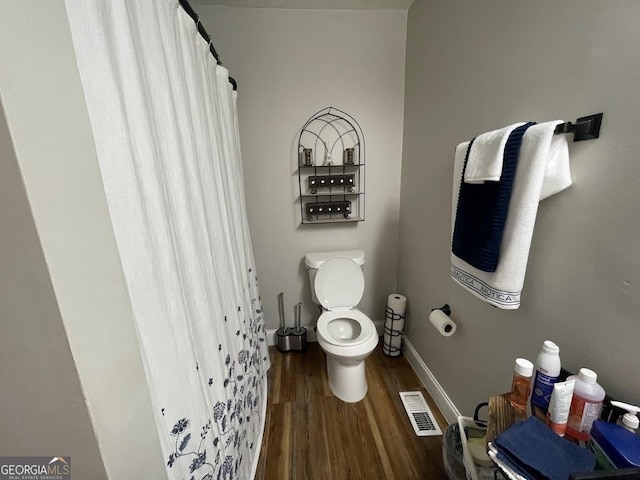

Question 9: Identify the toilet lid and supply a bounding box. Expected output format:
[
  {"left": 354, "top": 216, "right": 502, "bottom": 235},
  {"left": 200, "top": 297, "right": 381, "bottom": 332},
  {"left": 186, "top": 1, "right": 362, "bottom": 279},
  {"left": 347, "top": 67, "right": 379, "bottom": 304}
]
[{"left": 314, "top": 257, "right": 364, "bottom": 310}]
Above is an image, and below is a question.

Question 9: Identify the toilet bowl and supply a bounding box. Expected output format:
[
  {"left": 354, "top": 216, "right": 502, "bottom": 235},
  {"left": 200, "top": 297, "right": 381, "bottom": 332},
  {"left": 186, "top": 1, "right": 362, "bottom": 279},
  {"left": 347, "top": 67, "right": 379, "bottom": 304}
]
[{"left": 305, "top": 252, "right": 378, "bottom": 403}]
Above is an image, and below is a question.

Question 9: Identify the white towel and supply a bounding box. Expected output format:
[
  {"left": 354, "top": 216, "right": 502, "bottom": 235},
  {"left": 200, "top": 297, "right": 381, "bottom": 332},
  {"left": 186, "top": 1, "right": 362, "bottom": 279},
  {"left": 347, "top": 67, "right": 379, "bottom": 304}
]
[
  {"left": 451, "top": 121, "right": 571, "bottom": 309},
  {"left": 464, "top": 122, "right": 525, "bottom": 184}
]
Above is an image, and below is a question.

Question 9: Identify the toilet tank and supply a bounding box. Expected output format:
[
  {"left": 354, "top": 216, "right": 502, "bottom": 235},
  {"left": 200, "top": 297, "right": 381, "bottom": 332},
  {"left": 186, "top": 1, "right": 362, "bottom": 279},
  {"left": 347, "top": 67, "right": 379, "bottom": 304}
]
[{"left": 305, "top": 250, "right": 366, "bottom": 305}]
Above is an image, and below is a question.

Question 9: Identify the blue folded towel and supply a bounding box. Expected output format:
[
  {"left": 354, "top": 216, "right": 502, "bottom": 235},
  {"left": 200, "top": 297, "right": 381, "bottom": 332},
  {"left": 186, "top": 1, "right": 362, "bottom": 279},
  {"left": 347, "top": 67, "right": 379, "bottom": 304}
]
[
  {"left": 494, "top": 417, "right": 595, "bottom": 480},
  {"left": 452, "top": 122, "right": 535, "bottom": 272}
]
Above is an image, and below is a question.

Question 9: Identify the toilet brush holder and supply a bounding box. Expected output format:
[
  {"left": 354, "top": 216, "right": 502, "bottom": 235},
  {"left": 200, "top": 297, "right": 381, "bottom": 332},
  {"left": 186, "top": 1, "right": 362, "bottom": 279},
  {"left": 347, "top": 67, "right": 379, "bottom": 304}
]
[
  {"left": 277, "top": 328, "right": 293, "bottom": 352},
  {"left": 290, "top": 329, "right": 307, "bottom": 351},
  {"left": 289, "top": 302, "right": 307, "bottom": 352},
  {"left": 276, "top": 292, "right": 292, "bottom": 352}
]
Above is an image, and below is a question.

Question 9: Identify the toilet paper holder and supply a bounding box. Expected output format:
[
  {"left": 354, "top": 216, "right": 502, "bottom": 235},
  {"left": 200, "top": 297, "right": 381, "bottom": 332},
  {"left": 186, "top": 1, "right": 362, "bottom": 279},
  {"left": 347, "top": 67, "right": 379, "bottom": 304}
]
[
  {"left": 429, "top": 304, "right": 457, "bottom": 337},
  {"left": 431, "top": 304, "right": 451, "bottom": 316},
  {"left": 382, "top": 294, "right": 407, "bottom": 357}
]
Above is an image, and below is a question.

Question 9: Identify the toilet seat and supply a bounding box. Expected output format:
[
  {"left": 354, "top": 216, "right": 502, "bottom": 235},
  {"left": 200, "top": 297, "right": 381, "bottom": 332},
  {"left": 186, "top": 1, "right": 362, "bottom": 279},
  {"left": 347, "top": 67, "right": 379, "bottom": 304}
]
[{"left": 317, "top": 309, "right": 374, "bottom": 347}]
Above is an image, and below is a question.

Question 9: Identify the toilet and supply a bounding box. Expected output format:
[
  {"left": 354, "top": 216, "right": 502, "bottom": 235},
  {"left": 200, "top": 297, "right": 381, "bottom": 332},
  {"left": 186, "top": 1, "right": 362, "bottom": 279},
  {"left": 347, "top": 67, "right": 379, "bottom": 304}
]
[{"left": 305, "top": 250, "right": 379, "bottom": 403}]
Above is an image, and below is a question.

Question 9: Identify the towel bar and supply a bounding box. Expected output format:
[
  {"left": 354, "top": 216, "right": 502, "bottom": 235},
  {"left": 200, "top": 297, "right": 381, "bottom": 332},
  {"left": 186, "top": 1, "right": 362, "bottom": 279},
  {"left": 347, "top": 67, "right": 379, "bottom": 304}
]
[{"left": 554, "top": 113, "right": 603, "bottom": 142}]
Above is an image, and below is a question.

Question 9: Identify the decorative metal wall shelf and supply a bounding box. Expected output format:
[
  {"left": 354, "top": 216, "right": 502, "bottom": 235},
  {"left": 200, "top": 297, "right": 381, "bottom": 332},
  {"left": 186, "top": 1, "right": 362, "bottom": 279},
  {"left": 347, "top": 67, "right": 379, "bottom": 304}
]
[{"left": 297, "top": 107, "right": 365, "bottom": 224}]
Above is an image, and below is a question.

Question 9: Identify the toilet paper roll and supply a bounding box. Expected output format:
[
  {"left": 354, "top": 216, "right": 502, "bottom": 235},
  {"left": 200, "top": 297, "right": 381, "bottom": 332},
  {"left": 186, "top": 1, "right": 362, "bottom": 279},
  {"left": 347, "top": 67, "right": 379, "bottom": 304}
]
[
  {"left": 387, "top": 294, "right": 406, "bottom": 317},
  {"left": 383, "top": 294, "right": 406, "bottom": 357},
  {"left": 429, "top": 309, "right": 457, "bottom": 337}
]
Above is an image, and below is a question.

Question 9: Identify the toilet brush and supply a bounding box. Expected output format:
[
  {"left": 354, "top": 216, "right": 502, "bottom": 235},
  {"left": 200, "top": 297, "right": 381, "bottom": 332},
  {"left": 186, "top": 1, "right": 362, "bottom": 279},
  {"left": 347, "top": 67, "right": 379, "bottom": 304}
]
[
  {"left": 276, "top": 292, "right": 292, "bottom": 352},
  {"left": 290, "top": 302, "right": 307, "bottom": 352}
]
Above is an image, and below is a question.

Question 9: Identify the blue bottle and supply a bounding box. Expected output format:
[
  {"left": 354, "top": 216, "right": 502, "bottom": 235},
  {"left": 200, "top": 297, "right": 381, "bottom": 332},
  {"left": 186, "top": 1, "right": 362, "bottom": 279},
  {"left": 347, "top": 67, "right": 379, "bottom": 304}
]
[{"left": 530, "top": 340, "right": 561, "bottom": 412}]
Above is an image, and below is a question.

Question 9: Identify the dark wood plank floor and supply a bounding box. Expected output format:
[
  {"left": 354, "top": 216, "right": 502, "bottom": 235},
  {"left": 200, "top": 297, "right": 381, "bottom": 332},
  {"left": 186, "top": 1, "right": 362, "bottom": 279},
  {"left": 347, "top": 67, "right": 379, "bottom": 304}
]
[{"left": 255, "top": 341, "right": 448, "bottom": 479}]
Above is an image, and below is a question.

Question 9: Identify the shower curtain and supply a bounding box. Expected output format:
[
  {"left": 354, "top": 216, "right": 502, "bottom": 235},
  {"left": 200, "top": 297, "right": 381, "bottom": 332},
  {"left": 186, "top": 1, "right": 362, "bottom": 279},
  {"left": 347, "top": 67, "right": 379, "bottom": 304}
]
[{"left": 65, "top": 1, "right": 270, "bottom": 478}]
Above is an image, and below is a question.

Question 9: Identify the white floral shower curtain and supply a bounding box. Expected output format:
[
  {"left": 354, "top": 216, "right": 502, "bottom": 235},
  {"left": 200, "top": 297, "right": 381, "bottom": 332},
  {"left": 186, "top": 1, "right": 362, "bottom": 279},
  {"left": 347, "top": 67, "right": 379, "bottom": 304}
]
[{"left": 65, "top": 1, "right": 270, "bottom": 478}]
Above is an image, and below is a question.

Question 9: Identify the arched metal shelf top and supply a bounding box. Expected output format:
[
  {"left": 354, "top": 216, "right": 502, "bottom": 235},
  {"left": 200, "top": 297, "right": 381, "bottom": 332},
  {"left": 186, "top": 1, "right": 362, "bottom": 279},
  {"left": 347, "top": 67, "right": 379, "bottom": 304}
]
[{"left": 298, "top": 107, "right": 365, "bottom": 163}]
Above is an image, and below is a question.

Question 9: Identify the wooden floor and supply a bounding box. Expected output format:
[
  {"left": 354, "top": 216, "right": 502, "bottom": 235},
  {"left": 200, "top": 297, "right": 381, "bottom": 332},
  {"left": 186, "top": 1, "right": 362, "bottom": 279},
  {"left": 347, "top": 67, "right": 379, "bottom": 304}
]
[{"left": 255, "top": 341, "right": 448, "bottom": 480}]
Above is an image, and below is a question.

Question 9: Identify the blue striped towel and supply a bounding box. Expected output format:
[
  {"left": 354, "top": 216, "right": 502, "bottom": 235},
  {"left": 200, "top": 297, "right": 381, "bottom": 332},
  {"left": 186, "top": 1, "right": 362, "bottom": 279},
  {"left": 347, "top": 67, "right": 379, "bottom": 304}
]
[{"left": 452, "top": 122, "right": 535, "bottom": 272}]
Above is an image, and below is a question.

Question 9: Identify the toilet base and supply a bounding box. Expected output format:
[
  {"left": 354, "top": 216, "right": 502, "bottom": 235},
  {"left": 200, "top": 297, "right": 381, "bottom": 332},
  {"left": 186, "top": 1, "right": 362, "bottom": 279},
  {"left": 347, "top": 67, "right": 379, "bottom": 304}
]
[{"left": 326, "top": 355, "right": 368, "bottom": 403}]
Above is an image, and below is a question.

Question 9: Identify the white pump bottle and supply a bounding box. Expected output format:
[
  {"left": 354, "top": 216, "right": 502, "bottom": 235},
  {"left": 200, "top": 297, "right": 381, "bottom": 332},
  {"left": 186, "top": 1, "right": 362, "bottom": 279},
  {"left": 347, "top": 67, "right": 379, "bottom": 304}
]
[{"left": 611, "top": 400, "right": 640, "bottom": 433}]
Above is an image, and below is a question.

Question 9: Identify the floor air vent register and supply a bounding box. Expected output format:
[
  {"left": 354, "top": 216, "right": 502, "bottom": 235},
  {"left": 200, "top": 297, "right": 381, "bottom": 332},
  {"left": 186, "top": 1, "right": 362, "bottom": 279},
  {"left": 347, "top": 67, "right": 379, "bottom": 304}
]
[{"left": 399, "top": 391, "right": 443, "bottom": 437}]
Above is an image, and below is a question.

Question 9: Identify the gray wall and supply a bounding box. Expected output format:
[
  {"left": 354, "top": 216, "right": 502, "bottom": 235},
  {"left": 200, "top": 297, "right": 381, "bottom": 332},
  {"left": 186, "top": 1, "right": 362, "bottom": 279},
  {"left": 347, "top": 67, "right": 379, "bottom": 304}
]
[
  {"left": 198, "top": 6, "right": 407, "bottom": 330},
  {"left": 400, "top": 0, "right": 640, "bottom": 415},
  {"left": 0, "top": 103, "right": 107, "bottom": 479},
  {"left": 0, "top": 1, "right": 167, "bottom": 477}
]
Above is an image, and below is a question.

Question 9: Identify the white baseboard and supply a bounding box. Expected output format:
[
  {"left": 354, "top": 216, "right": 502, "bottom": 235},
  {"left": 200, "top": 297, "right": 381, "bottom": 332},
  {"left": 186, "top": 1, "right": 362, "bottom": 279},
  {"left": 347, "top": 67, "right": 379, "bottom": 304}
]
[
  {"left": 403, "top": 338, "right": 461, "bottom": 425},
  {"left": 266, "top": 320, "right": 385, "bottom": 346},
  {"left": 266, "top": 329, "right": 277, "bottom": 346},
  {"left": 266, "top": 326, "right": 317, "bottom": 345}
]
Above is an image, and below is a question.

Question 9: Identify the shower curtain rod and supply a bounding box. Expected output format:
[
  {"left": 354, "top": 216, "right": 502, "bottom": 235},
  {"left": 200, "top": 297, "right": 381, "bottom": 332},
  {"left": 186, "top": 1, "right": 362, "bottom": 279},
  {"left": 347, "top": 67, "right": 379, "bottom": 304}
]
[{"left": 178, "top": 0, "right": 238, "bottom": 91}]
